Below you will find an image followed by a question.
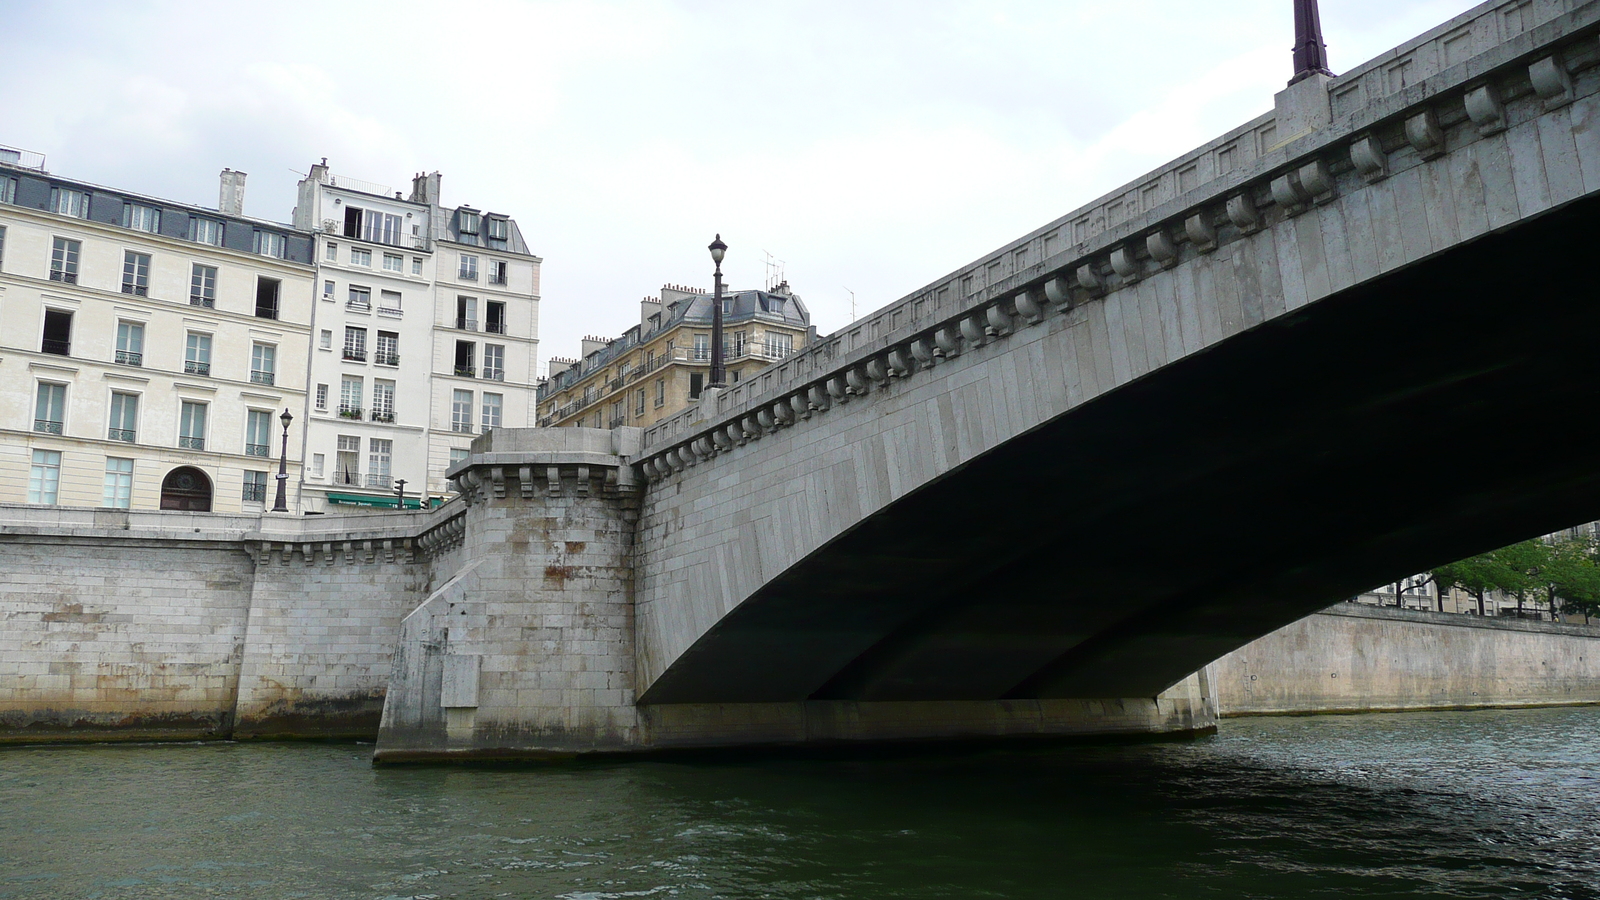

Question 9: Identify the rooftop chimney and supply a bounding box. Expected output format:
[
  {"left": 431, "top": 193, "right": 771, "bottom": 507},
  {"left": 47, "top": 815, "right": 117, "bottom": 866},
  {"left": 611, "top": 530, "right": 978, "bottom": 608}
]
[
  {"left": 641, "top": 296, "right": 663, "bottom": 330},
  {"left": 219, "top": 168, "right": 247, "bottom": 217},
  {"left": 410, "top": 171, "right": 442, "bottom": 206}
]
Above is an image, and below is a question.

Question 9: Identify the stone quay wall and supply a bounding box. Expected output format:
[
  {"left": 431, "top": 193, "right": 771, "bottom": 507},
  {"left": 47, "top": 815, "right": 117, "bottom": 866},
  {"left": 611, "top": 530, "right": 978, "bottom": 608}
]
[
  {"left": 0, "top": 502, "right": 466, "bottom": 743},
  {"left": 1214, "top": 603, "right": 1600, "bottom": 716}
]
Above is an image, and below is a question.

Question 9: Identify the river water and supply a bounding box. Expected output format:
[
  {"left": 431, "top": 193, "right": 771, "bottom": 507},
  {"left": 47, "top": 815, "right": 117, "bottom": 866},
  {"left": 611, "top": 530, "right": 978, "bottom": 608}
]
[{"left": 2, "top": 707, "right": 1598, "bottom": 899}]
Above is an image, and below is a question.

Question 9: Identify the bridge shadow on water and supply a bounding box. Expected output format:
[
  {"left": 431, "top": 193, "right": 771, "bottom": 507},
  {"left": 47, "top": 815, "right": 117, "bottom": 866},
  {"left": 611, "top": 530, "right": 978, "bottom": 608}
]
[{"left": 650, "top": 192, "right": 1600, "bottom": 705}]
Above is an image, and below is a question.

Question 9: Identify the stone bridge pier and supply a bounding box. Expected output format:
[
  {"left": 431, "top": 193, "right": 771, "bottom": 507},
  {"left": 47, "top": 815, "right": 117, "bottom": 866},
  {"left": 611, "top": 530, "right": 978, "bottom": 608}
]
[{"left": 373, "top": 428, "right": 1216, "bottom": 761}]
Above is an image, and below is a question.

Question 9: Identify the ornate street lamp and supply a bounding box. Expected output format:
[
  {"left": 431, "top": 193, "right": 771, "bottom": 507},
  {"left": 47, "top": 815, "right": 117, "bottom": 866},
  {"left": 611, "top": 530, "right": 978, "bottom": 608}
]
[
  {"left": 708, "top": 234, "right": 727, "bottom": 389},
  {"left": 272, "top": 408, "right": 293, "bottom": 513}
]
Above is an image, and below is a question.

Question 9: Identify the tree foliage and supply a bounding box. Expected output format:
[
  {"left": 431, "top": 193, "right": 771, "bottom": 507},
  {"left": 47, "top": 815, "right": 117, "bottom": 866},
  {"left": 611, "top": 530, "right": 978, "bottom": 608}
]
[{"left": 1429, "top": 535, "right": 1600, "bottom": 621}]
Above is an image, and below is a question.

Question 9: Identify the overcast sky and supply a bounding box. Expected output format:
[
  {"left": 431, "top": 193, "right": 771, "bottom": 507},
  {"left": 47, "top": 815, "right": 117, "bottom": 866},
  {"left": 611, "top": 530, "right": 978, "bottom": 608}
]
[{"left": 2, "top": 0, "right": 1480, "bottom": 373}]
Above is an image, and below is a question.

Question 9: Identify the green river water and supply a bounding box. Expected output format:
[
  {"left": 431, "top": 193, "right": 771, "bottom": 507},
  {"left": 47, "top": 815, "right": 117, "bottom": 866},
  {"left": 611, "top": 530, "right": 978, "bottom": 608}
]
[{"left": 2, "top": 706, "right": 1598, "bottom": 899}]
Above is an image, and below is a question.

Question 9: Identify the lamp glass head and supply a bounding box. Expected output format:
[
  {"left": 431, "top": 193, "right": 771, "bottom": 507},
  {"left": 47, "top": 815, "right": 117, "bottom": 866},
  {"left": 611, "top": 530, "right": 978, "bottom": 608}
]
[
  {"left": 280, "top": 408, "right": 294, "bottom": 428},
  {"left": 708, "top": 234, "right": 727, "bottom": 265}
]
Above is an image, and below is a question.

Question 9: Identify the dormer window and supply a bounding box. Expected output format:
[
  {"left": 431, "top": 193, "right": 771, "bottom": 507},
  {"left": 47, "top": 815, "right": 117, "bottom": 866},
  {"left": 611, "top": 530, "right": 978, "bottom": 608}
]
[
  {"left": 486, "top": 216, "right": 508, "bottom": 241},
  {"left": 459, "top": 209, "right": 481, "bottom": 235}
]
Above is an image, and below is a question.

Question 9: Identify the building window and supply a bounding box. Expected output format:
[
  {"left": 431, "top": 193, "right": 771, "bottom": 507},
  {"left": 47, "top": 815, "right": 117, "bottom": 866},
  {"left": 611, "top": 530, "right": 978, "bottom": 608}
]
[
  {"left": 189, "top": 217, "right": 223, "bottom": 246},
  {"left": 315, "top": 383, "right": 329, "bottom": 411},
  {"left": 367, "top": 438, "right": 392, "bottom": 488},
  {"left": 325, "top": 241, "right": 338, "bottom": 261},
  {"left": 319, "top": 330, "right": 333, "bottom": 350},
  {"left": 185, "top": 332, "right": 212, "bottom": 376},
  {"left": 343, "top": 327, "right": 367, "bottom": 361},
  {"left": 28, "top": 450, "right": 62, "bottom": 505},
  {"left": 340, "top": 376, "right": 364, "bottom": 419},
  {"left": 310, "top": 453, "right": 325, "bottom": 478},
  {"left": 115, "top": 321, "right": 144, "bottom": 366},
  {"left": 108, "top": 392, "right": 139, "bottom": 442},
  {"left": 251, "top": 343, "right": 276, "bottom": 385},
  {"left": 41, "top": 308, "right": 72, "bottom": 356},
  {"left": 765, "top": 332, "right": 794, "bottom": 358},
  {"left": 191, "top": 264, "right": 218, "bottom": 307},
  {"left": 0, "top": 224, "right": 6, "bottom": 266},
  {"left": 351, "top": 247, "right": 372, "bottom": 267},
  {"left": 255, "top": 277, "right": 280, "bottom": 319},
  {"left": 454, "top": 341, "right": 476, "bottom": 378},
  {"left": 655, "top": 378, "right": 665, "bottom": 407},
  {"left": 609, "top": 399, "right": 623, "bottom": 429},
  {"left": 483, "top": 344, "right": 505, "bottom": 381},
  {"left": 323, "top": 279, "right": 335, "bottom": 299},
  {"left": 379, "top": 290, "right": 402, "bottom": 316},
  {"left": 456, "top": 296, "right": 477, "bottom": 330},
  {"left": 459, "top": 254, "right": 478, "bottom": 281},
  {"left": 0, "top": 177, "right": 15, "bottom": 204},
  {"left": 372, "top": 380, "right": 396, "bottom": 423},
  {"left": 347, "top": 285, "right": 372, "bottom": 312},
  {"left": 34, "top": 382, "right": 66, "bottom": 434},
  {"left": 366, "top": 211, "right": 402, "bottom": 245},
  {"left": 120, "top": 251, "right": 151, "bottom": 296},
  {"left": 245, "top": 409, "right": 272, "bottom": 457},
  {"left": 694, "top": 334, "right": 710, "bottom": 362},
  {"left": 103, "top": 458, "right": 134, "bottom": 508},
  {"left": 254, "top": 230, "right": 286, "bottom": 258},
  {"left": 635, "top": 388, "right": 645, "bottom": 417},
  {"left": 486, "top": 217, "right": 509, "bottom": 242},
  {"left": 451, "top": 389, "right": 473, "bottom": 433},
  {"left": 458, "top": 210, "right": 481, "bottom": 235},
  {"left": 488, "top": 260, "right": 508, "bottom": 285},
  {"left": 382, "top": 252, "right": 403, "bottom": 272},
  {"left": 375, "top": 331, "right": 399, "bottom": 366},
  {"left": 486, "top": 300, "right": 506, "bottom": 334},
  {"left": 50, "top": 187, "right": 88, "bottom": 218},
  {"left": 411, "top": 257, "right": 423, "bottom": 275},
  {"left": 482, "top": 393, "right": 503, "bottom": 430},
  {"left": 122, "top": 203, "right": 160, "bottom": 233},
  {"left": 689, "top": 372, "right": 704, "bottom": 400},
  {"left": 242, "top": 470, "right": 268, "bottom": 504},
  {"left": 50, "top": 237, "right": 80, "bottom": 283},
  {"left": 449, "top": 447, "right": 469, "bottom": 468},
  {"left": 336, "top": 435, "right": 361, "bottom": 485},
  {"left": 179, "top": 401, "right": 207, "bottom": 450},
  {"left": 732, "top": 331, "right": 747, "bottom": 357}
]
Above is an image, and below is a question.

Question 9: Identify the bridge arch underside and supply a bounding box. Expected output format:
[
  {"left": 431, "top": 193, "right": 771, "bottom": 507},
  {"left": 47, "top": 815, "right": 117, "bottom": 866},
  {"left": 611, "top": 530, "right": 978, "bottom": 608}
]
[{"left": 640, "top": 194, "right": 1600, "bottom": 705}]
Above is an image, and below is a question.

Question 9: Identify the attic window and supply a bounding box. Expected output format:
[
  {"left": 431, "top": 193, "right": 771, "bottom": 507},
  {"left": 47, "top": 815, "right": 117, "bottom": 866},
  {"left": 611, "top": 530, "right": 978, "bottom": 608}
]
[
  {"left": 486, "top": 217, "right": 508, "bottom": 241},
  {"left": 459, "top": 210, "right": 480, "bottom": 235}
]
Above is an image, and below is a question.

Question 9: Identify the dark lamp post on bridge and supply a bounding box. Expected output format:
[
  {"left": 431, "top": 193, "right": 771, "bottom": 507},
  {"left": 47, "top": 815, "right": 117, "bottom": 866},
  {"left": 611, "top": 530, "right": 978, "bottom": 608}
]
[
  {"left": 1291, "top": 0, "right": 1334, "bottom": 83},
  {"left": 708, "top": 234, "right": 727, "bottom": 389},
  {"left": 272, "top": 408, "right": 293, "bottom": 513}
]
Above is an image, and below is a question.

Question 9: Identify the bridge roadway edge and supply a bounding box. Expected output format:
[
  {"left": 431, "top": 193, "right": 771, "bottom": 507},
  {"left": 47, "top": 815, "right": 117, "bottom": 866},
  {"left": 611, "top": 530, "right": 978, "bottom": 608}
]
[{"left": 630, "top": 1, "right": 1600, "bottom": 708}]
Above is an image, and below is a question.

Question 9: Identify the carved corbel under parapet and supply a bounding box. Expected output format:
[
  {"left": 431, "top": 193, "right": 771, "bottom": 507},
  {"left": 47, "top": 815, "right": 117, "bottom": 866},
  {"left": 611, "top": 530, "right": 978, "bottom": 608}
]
[
  {"left": 1462, "top": 86, "right": 1505, "bottom": 136},
  {"left": 1529, "top": 55, "right": 1573, "bottom": 110},
  {"left": 1405, "top": 108, "right": 1448, "bottom": 157},
  {"left": 1109, "top": 245, "right": 1141, "bottom": 283},
  {"left": 1145, "top": 229, "right": 1179, "bottom": 269},
  {"left": 1350, "top": 134, "right": 1388, "bottom": 183},
  {"left": 1184, "top": 213, "right": 1218, "bottom": 253},
  {"left": 1226, "top": 193, "right": 1262, "bottom": 233}
]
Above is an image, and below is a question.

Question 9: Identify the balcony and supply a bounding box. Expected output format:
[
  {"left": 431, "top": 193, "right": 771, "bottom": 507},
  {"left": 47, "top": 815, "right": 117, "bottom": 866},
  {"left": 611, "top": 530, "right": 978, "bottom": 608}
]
[
  {"left": 190, "top": 295, "right": 214, "bottom": 308},
  {"left": 455, "top": 317, "right": 478, "bottom": 332},
  {"left": 250, "top": 370, "right": 275, "bottom": 386},
  {"left": 370, "top": 410, "right": 395, "bottom": 423},
  {"left": 338, "top": 405, "right": 363, "bottom": 420},
  {"left": 346, "top": 298, "right": 371, "bottom": 312},
  {"left": 184, "top": 360, "right": 210, "bottom": 376},
  {"left": 246, "top": 443, "right": 270, "bottom": 458},
  {"left": 342, "top": 349, "right": 367, "bottom": 362},
  {"left": 458, "top": 269, "right": 478, "bottom": 281},
  {"left": 366, "top": 473, "right": 392, "bottom": 489},
  {"left": 486, "top": 319, "right": 507, "bottom": 334},
  {"left": 374, "top": 352, "right": 400, "bottom": 367},
  {"left": 454, "top": 365, "right": 475, "bottom": 378},
  {"left": 179, "top": 436, "right": 205, "bottom": 450},
  {"left": 483, "top": 368, "right": 505, "bottom": 382},
  {"left": 49, "top": 270, "right": 77, "bottom": 284},
  {"left": 242, "top": 483, "right": 267, "bottom": 503},
  {"left": 41, "top": 339, "right": 70, "bottom": 356},
  {"left": 108, "top": 428, "right": 136, "bottom": 443},
  {"left": 335, "top": 469, "right": 362, "bottom": 487},
  {"left": 121, "top": 284, "right": 148, "bottom": 297},
  {"left": 34, "top": 419, "right": 63, "bottom": 435},
  {"left": 115, "top": 350, "right": 142, "bottom": 367},
  {"left": 378, "top": 304, "right": 403, "bottom": 318},
  {"left": 451, "top": 422, "right": 473, "bottom": 434}
]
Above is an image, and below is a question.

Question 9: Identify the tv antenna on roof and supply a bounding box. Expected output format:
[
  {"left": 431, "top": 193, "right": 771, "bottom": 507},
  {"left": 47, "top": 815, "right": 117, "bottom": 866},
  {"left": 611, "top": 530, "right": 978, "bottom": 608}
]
[
  {"left": 763, "top": 249, "right": 786, "bottom": 291},
  {"left": 845, "top": 287, "right": 855, "bottom": 323}
]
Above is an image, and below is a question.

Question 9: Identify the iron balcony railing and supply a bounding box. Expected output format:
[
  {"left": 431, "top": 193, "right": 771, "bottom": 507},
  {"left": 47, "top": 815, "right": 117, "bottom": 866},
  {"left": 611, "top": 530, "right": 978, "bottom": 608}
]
[
  {"left": 370, "top": 410, "right": 395, "bottom": 423},
  {"left": 338, "top": 405, "right": 363, "bottom": 420},
  {"left": 108, "top": 428, "right": 135, "bottom": 442},
  {"left": 184, "top": 360, "right": 210, "bottom": 376},
  {"left": 456, "top": 317, "right": 478, "bottom": 331},
  {"left": 486, "top": 319, "right": 507, "bottom": 334},
  {"left": 374, "top": 352, "right": 400, "bottom": 366},
  {"left": 190, "top": 295, "right": 214, "bottom": 308},
  {"left": 458, "top": 269, "right": 477, "bottom": 281},
  {"left": 366, "top": 473, "right": 392, "bottom": 489},
  {"left": 483, "top": 368, "right": 505, "bottom": 382},
  {"left": 49, "top": 270, "right": 77, "bottom": 284},
  {"left": 451, "top": 422, "right": 473, "bottom": 434},
  {"left": 121, "top": 283, "right": 148, "bottom": 297},
  {"left": 343, "top": 348, "right": 367, "bottom": 362},
  {"left": 115, "top": 350, "right": 142, "bottom": 366},
  {"left": 34, "top": 419, "right": 63, "bottom": 435},
  {"left": 335, "top": 470, "right": 362, "bottom": 486},
  {"left": 454, "top": 365, "right": 475, "bottom": 378},
  {"left": 242, "top": 483, "right": 267, "bottom": 503},
  {"left": 250, "top": 370, "right": 275, "bottom": 385},
  {"left": 245, "top": 443, "right": 270, "bottom": 458},
  {"left": 347, "top": 298, "right": 371, "bottom": 312},
  {"left": 179, "top": 436, "right": 205, "bottom": 450},
  {"left": 41, "top": 339, "right": 70, "bottom": 356}
]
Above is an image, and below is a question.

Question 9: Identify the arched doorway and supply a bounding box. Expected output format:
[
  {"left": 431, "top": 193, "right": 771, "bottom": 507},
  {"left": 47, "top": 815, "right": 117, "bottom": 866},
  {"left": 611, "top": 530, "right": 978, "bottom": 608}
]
[{"left": 159, "top": 467, "right": 212, "bottom": 511}]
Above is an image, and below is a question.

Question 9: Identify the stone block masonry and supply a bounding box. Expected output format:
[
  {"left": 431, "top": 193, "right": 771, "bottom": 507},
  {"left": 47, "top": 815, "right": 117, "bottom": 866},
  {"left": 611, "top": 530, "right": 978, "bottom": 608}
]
[{"left": 0, "top": 503, "right": 466, "bottom": 743}]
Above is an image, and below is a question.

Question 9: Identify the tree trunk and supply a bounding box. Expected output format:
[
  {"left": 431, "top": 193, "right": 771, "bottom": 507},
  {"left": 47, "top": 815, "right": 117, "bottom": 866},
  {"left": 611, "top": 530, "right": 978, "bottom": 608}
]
[{"left": 1476, "top": 589, "right": 1486, "bottom": 616}]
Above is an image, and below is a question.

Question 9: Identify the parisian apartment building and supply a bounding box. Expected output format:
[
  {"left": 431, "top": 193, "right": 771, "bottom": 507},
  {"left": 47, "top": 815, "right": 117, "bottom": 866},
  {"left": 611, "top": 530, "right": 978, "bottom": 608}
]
[
  {"left": 0, "top": 147, "right": 314, "bottom": 514},
  {"left": 0, "top": 145, "right": 541, "bottom": 515},
  {"left": 290, "top": 162, "right": 541, "bottom": 512},
  {"left": 537, "top": 282, "right": 812, "bottom": 430}
]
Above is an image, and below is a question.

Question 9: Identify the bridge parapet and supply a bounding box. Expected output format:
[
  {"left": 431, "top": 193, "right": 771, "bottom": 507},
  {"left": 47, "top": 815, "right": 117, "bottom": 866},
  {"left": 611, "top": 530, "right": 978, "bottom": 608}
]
[{"left": 638, "top": 0, "right": 1600, "bottom": 482}]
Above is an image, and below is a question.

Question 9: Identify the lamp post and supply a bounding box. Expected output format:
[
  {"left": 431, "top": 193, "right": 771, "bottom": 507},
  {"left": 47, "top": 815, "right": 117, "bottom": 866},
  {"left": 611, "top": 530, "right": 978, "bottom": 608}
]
[
  {"left": 1290, "top": 0, "right": 1333, "bottom": 83},
  {"left": 395, "top": 478, "right": 408, "bottom": 511},
  {"left": 708, "top": 234, "right": 727, "bottom": 389},
  {"left": 272, "top": 408, "right": 293, "bottom": 513}
]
